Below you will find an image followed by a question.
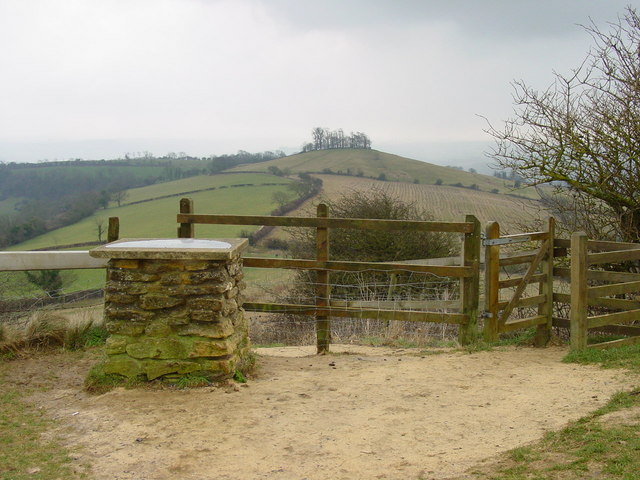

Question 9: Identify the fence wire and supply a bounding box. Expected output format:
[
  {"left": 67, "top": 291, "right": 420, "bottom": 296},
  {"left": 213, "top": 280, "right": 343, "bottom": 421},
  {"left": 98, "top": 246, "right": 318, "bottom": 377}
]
[{"left": 247, "top": 267, "right": 462, "bottom": 346}]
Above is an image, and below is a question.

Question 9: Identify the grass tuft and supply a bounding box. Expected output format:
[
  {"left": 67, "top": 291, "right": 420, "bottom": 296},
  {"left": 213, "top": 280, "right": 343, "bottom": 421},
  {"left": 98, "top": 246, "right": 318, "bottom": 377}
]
[
  {"left": 236, "top": 350, "right": 257, "bottom": 379},
  {"left": 174, "top": 373, "right": 212, "bottom": 389},
  {"left": 84, "top": 362, "right": 127, "bottom": 394},
  {"left": 563, "top": 343, "right": 640, "bottom": 373}
]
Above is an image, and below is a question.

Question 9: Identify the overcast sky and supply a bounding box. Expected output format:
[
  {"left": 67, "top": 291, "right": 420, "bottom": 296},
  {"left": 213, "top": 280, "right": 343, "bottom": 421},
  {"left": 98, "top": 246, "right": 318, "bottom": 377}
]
[{"left": 0, "top": 0, "right": 637, "bottom": 165}]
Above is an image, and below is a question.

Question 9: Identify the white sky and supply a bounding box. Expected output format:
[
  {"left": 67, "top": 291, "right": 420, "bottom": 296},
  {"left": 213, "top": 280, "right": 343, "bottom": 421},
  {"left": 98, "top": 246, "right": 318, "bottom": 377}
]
[{"left": 0, "top": 0, "right": 637, "bottom": 164}]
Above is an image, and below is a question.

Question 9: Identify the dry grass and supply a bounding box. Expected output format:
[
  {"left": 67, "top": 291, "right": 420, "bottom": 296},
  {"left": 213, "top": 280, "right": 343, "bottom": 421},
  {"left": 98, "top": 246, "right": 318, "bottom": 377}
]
[{"left": 0, "top": 307, "right": 106, "bottom": 357}]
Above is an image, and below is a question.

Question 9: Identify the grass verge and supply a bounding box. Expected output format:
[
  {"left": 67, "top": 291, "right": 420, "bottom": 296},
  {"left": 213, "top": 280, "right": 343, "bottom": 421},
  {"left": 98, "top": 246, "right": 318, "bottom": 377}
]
[
  {"left": 467, "top": 389, "right": 640, "bottom": 479},
  {"left": 0, "top": 378, "right": 80, "bottom": 479},
  {"left": 465, "top": 344, "right": 640, "bottom": 479},
  {"left": 563, "top": 343, "right": 640, "bottom": 374}
]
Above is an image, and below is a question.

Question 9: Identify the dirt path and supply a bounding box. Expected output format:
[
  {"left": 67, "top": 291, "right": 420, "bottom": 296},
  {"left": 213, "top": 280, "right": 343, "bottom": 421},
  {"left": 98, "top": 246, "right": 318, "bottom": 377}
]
[{"left": 4, "top": 345, "right": 635, "bottom": 480}]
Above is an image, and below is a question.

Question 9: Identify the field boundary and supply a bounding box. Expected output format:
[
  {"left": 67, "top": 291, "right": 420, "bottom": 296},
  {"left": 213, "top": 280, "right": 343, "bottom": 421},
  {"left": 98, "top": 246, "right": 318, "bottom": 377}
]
[{"left": 177, "top": 197, "right": 481, "bottom": 353}]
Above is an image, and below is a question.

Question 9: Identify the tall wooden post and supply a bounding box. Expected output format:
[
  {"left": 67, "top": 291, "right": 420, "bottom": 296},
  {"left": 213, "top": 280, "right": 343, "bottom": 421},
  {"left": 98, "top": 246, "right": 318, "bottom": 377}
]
[
  {"left": 178, "top": 198, "right": 195, "bottom": 238},
  {"left": 483, "top": 221, "right": 500, "bottom": 343},
  {"left": 107, "top": 217, "right": 120, "bottom": 243},
  {"left": 570, "top": 231, "right": 589, "bottom": 351},
  {"left": 459, "top": 215, "right": 481, "bottom": 345},
  {"left": 316, "top": 203, "right": 331, "bottom": 354},
  {"left": 535, "top": 217, "right": 555, "bottom": 347}
]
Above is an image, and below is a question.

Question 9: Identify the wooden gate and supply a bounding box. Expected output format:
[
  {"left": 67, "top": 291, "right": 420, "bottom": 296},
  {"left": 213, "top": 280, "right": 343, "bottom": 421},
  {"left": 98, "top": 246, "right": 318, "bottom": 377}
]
[{"left": 483, "top": 218, "right": 556, "bottom": 345}]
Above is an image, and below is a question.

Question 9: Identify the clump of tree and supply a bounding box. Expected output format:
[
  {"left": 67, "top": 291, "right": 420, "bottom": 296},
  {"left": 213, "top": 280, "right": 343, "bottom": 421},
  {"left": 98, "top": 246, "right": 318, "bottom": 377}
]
[
  {"left": 301, "top": 127, "right": 372, "bottom": 152},
  {"left": 0, "top": 148, "right": 286, "bottom": 248},
  {"left": 288, "top": 189, "right": 459, "bottom": 303},
  {"left": 207, "top": 150, "right": 286, "bottom": 174},
  {"left": 486, "top": 7, "right": 640, "bottom": 242},
  {"left": 24, "top": 270, "right": 76, "bottom": 297}
]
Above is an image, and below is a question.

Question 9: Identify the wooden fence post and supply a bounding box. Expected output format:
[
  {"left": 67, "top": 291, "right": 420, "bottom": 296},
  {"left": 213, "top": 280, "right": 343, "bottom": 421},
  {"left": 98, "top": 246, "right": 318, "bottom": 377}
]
[
  {"left": 316, "top": 203, "right": 331, "bottom": 354},
  {"left": 107, "top": 217, "right": 120, "bottom": 243},
  {"left": 535, "top": 216, "right": 555, "bottom": 347},
  {"left": 459, "top": 214, "right": 481, "bottom": 345},
  {"left": 483, "top": 221, "right": 500, "bottom": 343},
  {"left": 570, "top": 231, "right": 588, "bottom": 351},
  {"left": 178, "top": 198, "right": 195, "bottom": 238}
]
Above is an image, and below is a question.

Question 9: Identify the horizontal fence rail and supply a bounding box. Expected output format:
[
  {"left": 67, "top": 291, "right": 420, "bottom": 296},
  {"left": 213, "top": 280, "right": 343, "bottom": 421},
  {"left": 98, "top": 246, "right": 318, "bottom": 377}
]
[
  {"left": 0, "top": 251, "right": 107, "bottom": 271},
  {"left": 242, "top": 257, "right": 474, "bottom": 278},
  {"left": 177, "top": 213, "right": 475, "bottom": 233}
]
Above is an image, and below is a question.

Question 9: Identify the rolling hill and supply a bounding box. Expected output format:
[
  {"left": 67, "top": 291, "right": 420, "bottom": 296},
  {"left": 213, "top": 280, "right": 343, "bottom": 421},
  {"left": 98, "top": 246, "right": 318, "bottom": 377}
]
[
  {"left": 9, "top": 173, "right": 294, "bottom": 251},
  {"left": 293, "top": 174, "right": 545, "bottom": 232},
  {"left": 229, "top": 148, "right": 540, "bottom": 199},
  {"left": 2, "top": 149, "right": 550, "bottom": 295}
]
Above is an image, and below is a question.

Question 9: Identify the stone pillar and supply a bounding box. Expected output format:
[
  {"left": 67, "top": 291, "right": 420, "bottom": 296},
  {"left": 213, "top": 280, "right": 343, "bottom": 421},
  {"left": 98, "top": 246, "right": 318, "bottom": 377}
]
[{"left": 90, "top": 238, "right": 248, "bottom": 382}]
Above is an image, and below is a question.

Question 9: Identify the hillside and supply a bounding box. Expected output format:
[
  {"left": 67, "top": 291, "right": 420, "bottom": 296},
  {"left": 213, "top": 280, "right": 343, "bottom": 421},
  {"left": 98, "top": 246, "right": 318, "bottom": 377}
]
[
  {"left": 9, "top": 173, "right": 294, "bottom": 251},
  {"left": 229, "top": 148, "right": 540, "bottom": 199},
  {"left": 310, "top": 175, "right": 543, "bottom": 230}
]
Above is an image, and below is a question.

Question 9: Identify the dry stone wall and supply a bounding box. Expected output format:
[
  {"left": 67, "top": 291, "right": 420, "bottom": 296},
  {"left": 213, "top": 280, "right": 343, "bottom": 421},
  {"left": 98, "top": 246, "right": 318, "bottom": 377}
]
[{"left": 101, "top": 257, "right": 247, "bottom": 381}]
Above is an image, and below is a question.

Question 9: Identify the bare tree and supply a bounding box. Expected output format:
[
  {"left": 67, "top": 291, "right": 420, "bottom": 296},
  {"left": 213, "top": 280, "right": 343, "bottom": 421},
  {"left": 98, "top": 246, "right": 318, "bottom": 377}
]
[
  {"left": 486, "top": 8, "right": 640, "bottom": 242},
  {"left": 95, "top": 218, "right": 105, "bottom": 242},
  {"left": 111, "top": 190, "right": 129, "bottom": 207}
]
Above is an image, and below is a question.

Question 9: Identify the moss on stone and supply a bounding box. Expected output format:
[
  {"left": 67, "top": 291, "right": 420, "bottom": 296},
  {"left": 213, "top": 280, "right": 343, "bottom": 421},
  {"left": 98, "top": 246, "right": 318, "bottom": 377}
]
[
  {"left": 105, "top": 321, "right": 146, "bottom": 336},
  {"left": 126, "top": 337, "right": 188, "bottom": 359},
  {"left": 103, "top": 355, "right": 144, "bottom": 378},
  {"left": 176, "top": 319, "right": 234, "bottom": 339},
  {"left": 139, "top": 293, "right": 184, "bottom": 310},
  {"left": 144, "top": 360, "right": 201, "bottom": 380}
]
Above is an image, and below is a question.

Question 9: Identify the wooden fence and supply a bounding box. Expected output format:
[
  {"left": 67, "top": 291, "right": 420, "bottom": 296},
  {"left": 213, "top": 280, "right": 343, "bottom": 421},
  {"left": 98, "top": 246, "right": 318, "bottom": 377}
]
[
  {"left": 3, "top": 208, "right": 640, "bottom": 353},
  {"left": 555, "top": 233, "right": 640, "bottom": 350},
  {"left": 177, "top": 198, "right": 481, "bottom": 353}
]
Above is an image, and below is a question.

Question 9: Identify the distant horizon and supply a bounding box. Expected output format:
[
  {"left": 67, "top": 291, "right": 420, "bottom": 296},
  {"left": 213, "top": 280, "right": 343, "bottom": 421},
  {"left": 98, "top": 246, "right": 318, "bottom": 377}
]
[
  {"left": 0, "top": 138, "right": 495, "bottom": 173},
  {"left": 2, "top": 1, "right": 630, "bottom": 179}
]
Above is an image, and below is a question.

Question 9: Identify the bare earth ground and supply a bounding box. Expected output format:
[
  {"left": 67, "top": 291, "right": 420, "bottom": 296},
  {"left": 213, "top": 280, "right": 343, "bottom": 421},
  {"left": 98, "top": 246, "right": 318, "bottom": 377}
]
[{"left": 3, "top": 345, "right": 636, "bottom": 480}]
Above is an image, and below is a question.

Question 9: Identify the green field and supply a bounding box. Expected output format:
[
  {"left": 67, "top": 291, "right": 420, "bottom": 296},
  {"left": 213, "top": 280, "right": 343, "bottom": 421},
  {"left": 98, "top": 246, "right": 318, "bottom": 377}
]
[
  {"left": 8, "top": 163, "right": 168, "bottom": 180},
  {"left": 229, "top": 148, "right": 541, "bottom": 198},
  {"left": 11, "top": 173, "right": 294, "bottom": 251},
  {"left": 3, "top": 173, "right": 295, "bottom": 294},
  {"left": 117, "top": 172, "right": 288, "bottom": 206},
  {"left": 0, "top": 197, "right": 22, "bottom": 216}
]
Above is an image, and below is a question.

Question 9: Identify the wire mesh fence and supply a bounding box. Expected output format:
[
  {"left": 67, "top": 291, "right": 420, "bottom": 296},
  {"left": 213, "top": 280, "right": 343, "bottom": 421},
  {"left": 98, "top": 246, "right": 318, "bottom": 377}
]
[{"left": 245, "top": 267, "right": 462, "bottom": 346}]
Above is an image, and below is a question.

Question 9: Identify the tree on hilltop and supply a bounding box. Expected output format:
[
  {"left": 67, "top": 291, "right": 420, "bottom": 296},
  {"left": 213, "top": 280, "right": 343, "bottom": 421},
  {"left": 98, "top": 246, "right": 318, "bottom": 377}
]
[{"left": 301, "top": 127, "right": 371, "bottom": 152}]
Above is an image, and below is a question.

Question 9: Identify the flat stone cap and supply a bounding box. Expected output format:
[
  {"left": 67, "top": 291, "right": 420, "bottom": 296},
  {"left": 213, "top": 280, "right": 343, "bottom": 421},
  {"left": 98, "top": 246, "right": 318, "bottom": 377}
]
[{"left": 90, "top": 238, "right": 248, "bottom": 260}]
